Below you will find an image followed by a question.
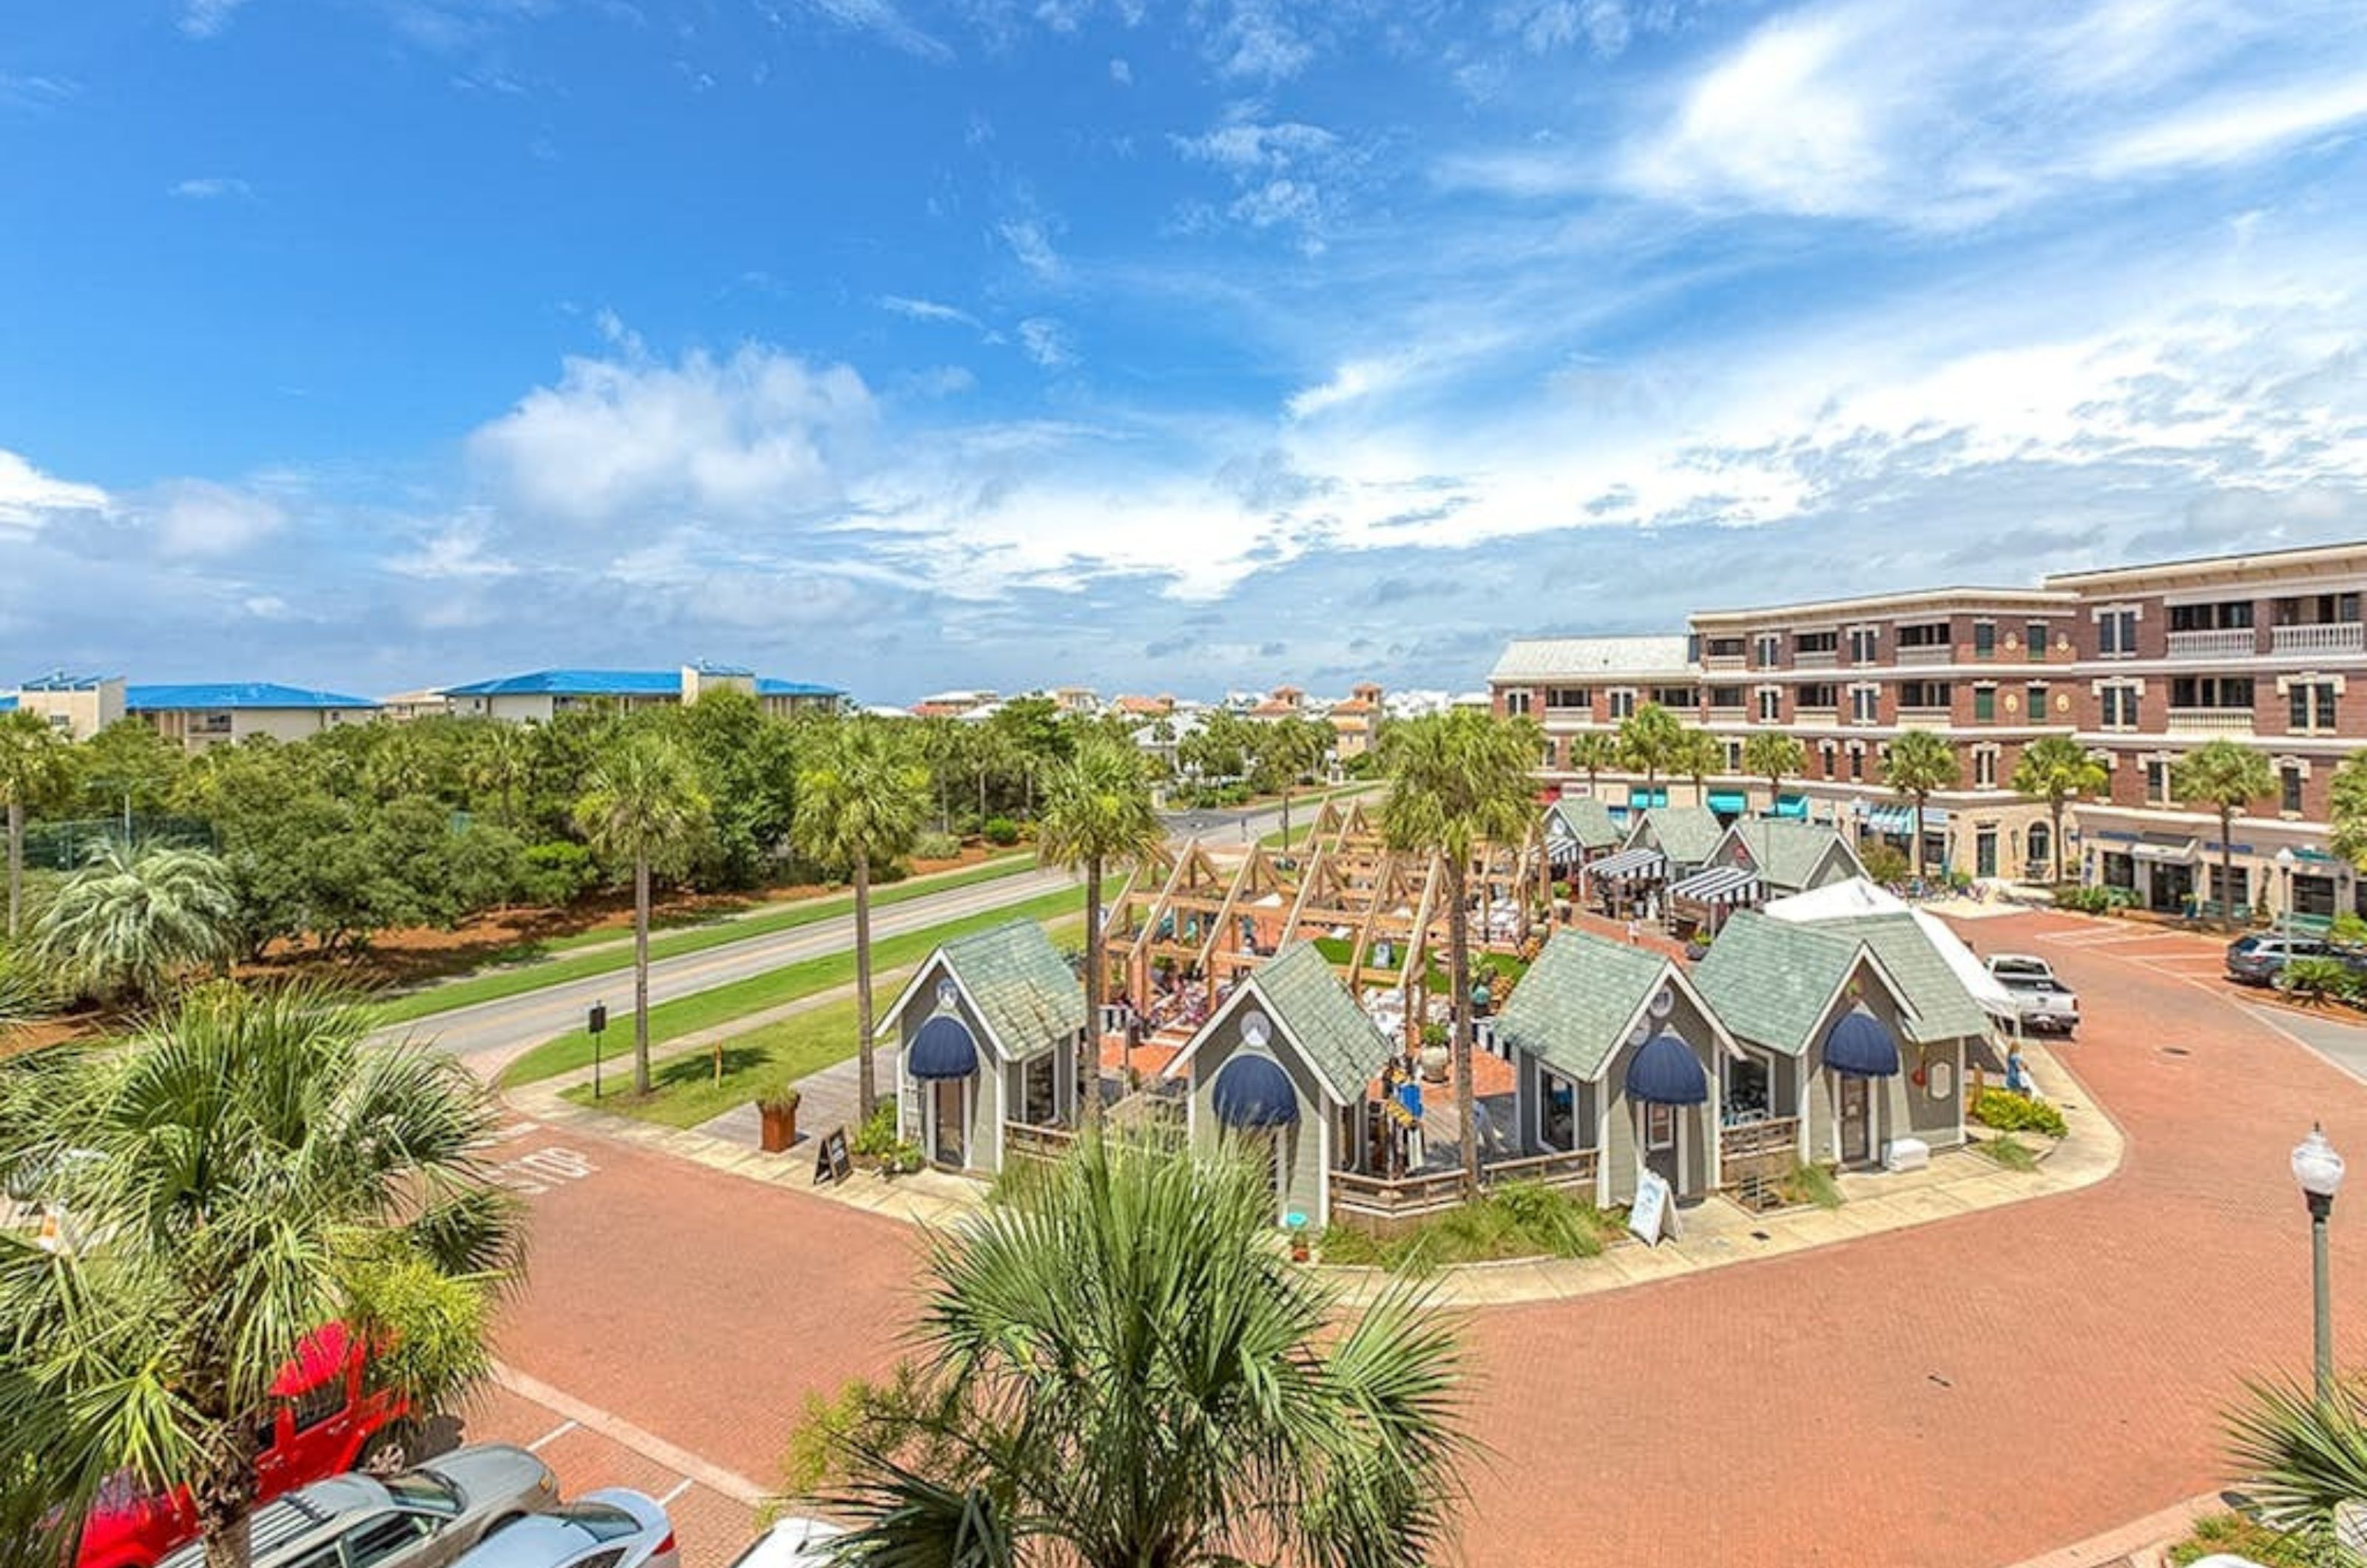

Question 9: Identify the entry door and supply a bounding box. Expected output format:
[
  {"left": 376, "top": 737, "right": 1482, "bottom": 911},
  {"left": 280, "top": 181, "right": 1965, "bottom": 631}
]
[
  {"left": 1976, "top": 828, "right": 1998, "bottom": 879},
  {"left": 1639, "top": 1101, "right": 1678, "bottom": 1189},
  {"left": 1837, "top": 1074, "right": 1870, "bottom": 1164},
  {"left": 931, "top": 1079, "right": 965, "bottom": 1168}
]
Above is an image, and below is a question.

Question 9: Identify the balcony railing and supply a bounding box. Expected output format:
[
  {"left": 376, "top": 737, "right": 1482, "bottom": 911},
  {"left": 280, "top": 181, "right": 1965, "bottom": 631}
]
[
  {"left": 2167, "top": 627, "right": 2257, "bottom": 659},
  {"left": 1894, "top": 645, "right": 1954, "bottom": 666},
  {"left": 1793, "top": 649, "right": 1838, "bottom": 669},
  {"left": 1330, "top": 1147, "right": 1599, "bottom": 1227},
  {"left": 2167, "top": 707, "right": 2255, "bottom": 735},
  {"left": 1701, "top": 652, "right": 1747, "bottom": 672},
  {"left": 1706, "top": 706, "right": 1746, "bottom": 723},
  {"left": 1793, "top": 706, "right": 1838, "bottom": 725},
  {"left": 2272, "top": 622, "right": 2366, "bottom": 657},
  {"left": 1899, "top": 706, "right": 1951, "bottom": 726}
]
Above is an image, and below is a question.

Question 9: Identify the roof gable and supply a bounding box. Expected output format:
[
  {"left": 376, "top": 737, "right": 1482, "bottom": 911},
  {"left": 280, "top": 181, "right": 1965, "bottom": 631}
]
[
  {"left": 1691, "top": 911, "right": 1871, "bottom": 1057},
  {"left": 1547, "top": 797, "right": 1621, "bottom": 851},
  {"left": 1630, "top": 805, "right": 1723, "bottom": 863},
  {"left": 1491, "top": 928, "right": 1675, "bottom": 1082},
  {"left": 914, "top": 920, "right": 1085, "bottom": 1059},
  {"left": 1811, "top": 913, "right": 1991, "bottom": 1043},
  {"left": 1170, "top": 942, "right": 1394, "bottom": 1104},
  {"left": 1719, "top": 820, "right": 1865, "bottom": 892}
]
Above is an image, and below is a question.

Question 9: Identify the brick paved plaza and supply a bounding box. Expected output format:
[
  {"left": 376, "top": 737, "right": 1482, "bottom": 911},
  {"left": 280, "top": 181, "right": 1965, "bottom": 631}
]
[{"left": 466, "top": 909, "right": 2367, "bottom": 1567}]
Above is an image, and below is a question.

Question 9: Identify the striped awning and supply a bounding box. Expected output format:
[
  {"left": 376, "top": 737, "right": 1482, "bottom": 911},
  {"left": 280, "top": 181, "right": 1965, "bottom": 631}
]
[
  {"left": 1670, "top": 864, "right": 1761, "bottom": 905},
  {"left": 1588, "top": 846, "right": 1668, "bottom": 882},
  {"left": 1865, "top": 805, "right": 1914, "bottom": 834},
  {"left": 1544, "top": 815, "right": 1582, "bottom": 863}
]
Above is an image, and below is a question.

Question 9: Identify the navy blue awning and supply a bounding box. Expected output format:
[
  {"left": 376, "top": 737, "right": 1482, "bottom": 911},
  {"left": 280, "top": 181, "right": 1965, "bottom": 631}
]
[
  {"left": 1624, "top": 1030, "right": 1709, "bottom": 1106},
  {"left": 1823, "top": 1008, "right": 1901, "bottom": 1078},
  {"left": 908, "top": 1014, "right": 981, "bottom": 1080},
  {"left": 1212, "top": 1054, "right": 1300, "bottom": 1129}
]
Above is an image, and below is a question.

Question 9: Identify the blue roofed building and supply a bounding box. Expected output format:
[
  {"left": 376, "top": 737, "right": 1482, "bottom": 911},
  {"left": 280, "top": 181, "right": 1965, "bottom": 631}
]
[
  {"left": 436, "top": 660, "right": 843, "bottom": 723},
  {"left": 3, "top": 671, "right": 378, "bottom": 748}
]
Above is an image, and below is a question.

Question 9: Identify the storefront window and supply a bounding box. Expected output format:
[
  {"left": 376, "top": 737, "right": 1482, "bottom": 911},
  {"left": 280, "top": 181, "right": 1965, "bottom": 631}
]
[
  {"left": 1725, "top": 1055, "right": 1770, "bottom": 1122},
  {"left": 1645, "top": 1102, "right": 1675, "bottom": 1151},
  {"left": 1022, "top": 1053, "right": 1057, "bottom": 1124},
  {"left": 2295, "top": 874, "right": 2338, "bottom": 919},
  {"left": 1542, "top": 1072, "right": 1576, "bottom": 1152},
  {"left": 2102, "top": 852, "right": 2136, "bottom": 890}
]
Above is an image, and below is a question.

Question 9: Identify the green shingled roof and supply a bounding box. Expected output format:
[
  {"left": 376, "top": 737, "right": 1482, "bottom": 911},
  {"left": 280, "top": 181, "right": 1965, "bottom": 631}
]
[
  {"left": 1813, "top": 913, "right": 1991, "bottom": 1044},
  {"left": 1245, "top": 942, "right": 1397, "bottom": 1104},
  {"left": 940, "top": 919, "right": 1086, "bottom": 1058},
  {"left": 1721, "top": 820, "right": 1863, "bottom": 893},
  {"left": 1689, "top": 910, "right": 1866, "bottom": 1057},
  {"left": 1491, "top": 927, "right": 1674, "bottom": 1083},
  {"left": 1631, "top": 805, "right": 1724, "bottom": 865},
  {"left": 1547, "top": 797, "right": 1621, "bottom": 851}
]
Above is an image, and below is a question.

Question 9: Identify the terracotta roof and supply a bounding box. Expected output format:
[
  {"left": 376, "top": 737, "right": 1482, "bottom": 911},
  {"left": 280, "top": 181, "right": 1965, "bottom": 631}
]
[{"left": 1115, "top": 695, "right": 1172, "bottom": 714}]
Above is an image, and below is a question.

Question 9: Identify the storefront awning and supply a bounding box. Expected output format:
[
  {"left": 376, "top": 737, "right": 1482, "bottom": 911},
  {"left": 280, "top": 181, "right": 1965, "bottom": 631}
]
[
  {"left": 908, "top": 1014, "right": 981, "bottom": 1081},
  {"left": 1212, "top": 1054, "right": 1300, "bottom": 1129},
  {"left": 1823, "top": 1007, "right": 1902, "bottom": 1078},
  {"left": 1774, "top": 794, "right": 1809, "bottom": 820},
  {"left": 2131, "top": 836, "right": 2199, "bottom": 864},
  {"left": 1707, "top": 791, "right": 1749, "bottom": 815},
  {"left": 1670, "top": 864, "right": 1761, "bottom": 905},
  {"left": 1865, "top": 805, "right": 1914, "bottom": 834},
  {"left": 1625, "top": 1030, "right": 1709, "bottom": 1106},
  {"left": 1589, "top": 846, "right": 1668, "bottom": 882}
]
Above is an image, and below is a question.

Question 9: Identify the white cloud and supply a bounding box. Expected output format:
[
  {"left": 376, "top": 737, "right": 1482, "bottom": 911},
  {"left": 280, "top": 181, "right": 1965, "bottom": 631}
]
[
  {"left": 2088, "top": 73, "right": 2367, "bottom": 176},
  {"left": 469, "top": 340, "right": 879, "bottom": 524},
  {"left": 1199, "top": 0, "right": 1316, "bottom": 81},
  {"left": 1173, "top": 109, "right": 1354, "bottom": 246},
  {"left": 382, "top": 515, "right": 520, "bottom": 580},
  {"left": 783, "top": 0, "right": 953, "bottom": 61},
  {"left": 1173, "top": 116, "right": 1337, "bottom": 171},
  {"left": 997, "top": 218, "right": 1064, "bottom": 280},
  {"left": 170, "top": 176, "right": 254, "bottom": 200},
  {"left": 0, "top": 450, "right": 108, "bottom": 535},
  {"left": 878, "top": 294, "right": 982, "bottom": 328},
  {"left": 152, "top": 480, "right": 285, "bottom": 556},
  {"left": 180, "top": 0, "right": 250, "bottom": 38},
  {"left": 1109, "top": 56, "right": 1133, "bottom": 84},
  {"left": 1017, "top": 317, "right": 1074, "bottom": 368},
  {"left": 1498, "top": 0, "right": 1631, "bottom": 57}
]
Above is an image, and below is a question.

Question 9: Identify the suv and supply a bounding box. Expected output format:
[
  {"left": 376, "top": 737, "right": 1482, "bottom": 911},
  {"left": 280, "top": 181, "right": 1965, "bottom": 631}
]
[
  {"left": 2227, "top": 934, "right": 2345, "bottom": 987},
  {"left": 153, "top": 1446, "right": 558, "bottom": 1568},
  {"left": 78, "top": 1324, "right": 409, "bottom": 1568}
]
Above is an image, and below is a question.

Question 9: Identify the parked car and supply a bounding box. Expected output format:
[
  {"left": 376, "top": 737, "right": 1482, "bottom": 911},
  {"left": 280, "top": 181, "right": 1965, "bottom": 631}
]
[
  {"left": 451, "top": 1491, "right": 680, "bottom": 1568},
  {"left": 153, "top": 1445, "right": 557, "bottom": 1568},
  {"left": 728, "top": 1518, "right": 846, "bottom": 1568},
  {"left": 1985, "top": 955, "right": 2080, "bottom": 1035},
  {"left": 77, "top": 1323, "right": 411, "bottom": 1568},
  {"left": 2227, "top": 934, "right": 2338, "bottom": 986}
]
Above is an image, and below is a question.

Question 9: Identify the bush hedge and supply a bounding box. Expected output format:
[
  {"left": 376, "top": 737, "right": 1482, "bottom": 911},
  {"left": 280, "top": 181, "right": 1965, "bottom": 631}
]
[{"left": 1971, "top": 1086, "right": 2067, "bottom": 1138}]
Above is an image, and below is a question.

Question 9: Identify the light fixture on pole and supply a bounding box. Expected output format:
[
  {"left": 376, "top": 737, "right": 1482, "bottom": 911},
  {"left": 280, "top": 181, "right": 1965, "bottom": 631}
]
[{"left": 2293, "top": 1122, "right": 2346, "bottom": 1403}]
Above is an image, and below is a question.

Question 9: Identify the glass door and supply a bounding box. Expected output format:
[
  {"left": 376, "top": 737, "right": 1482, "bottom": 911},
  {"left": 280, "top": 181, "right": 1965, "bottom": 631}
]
[
  {"left": 1838, "top": 1074, "right": 1869, "bottom": 1164},
  {"left": 931, "top": 1079, "right": 965, "bottom": 1167}
]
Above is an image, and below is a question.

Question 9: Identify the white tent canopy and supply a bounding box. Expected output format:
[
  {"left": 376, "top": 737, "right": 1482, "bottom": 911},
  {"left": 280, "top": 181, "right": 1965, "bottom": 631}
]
[{"left": 1763, "top": 877, "right": 2019, "bottom": 1022}]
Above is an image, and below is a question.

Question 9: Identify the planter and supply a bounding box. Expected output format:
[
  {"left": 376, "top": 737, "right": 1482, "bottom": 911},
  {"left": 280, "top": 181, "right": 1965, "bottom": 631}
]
[
  {"left": 1419, "top": 1044, "right": 1451, "bottom": 1081},
  {"left": 758, "top": 1101, "right": 799, "bottom": 1153}
]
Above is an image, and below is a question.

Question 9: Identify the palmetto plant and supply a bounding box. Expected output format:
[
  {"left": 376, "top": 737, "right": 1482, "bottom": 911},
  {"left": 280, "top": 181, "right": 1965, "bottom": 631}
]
[
  {"left": 2175, "top": 739, "right": 2277, "bottom": 929},
  {"left": 0, "top": 709, "right": 75, "bottom": 942},
  {"left": 31, "top": 839, "right": 240, "bottom": 1006},
  {"left": 1567, "top": 731, "right": 1619, "bottom": 795},
  {"left": 0, "top": 984, "right": 524, "bottom": 1568},
  {"left": 1615, "top": 703, "right": 1684, "bottom": 800},
  {"left": 794, "top": 717, "right": 930, "bottom": 1120},
  {"left": 806, "top": 1134, "right": 1474, "bottom": 1568},
  {"left": 1881, "top": 729, "right": 1960, "bottom": 879},
  {"left": 1740, "top": 731, "right": 1806, "bottom": 817},
  {"left": 2222, "top": 1375, "right": 2367, "bottom": 1564},
  {"left": 1674, "top": 729, "right": 1723, "bottom": 808},
  {"left": 1035, "top": 737, "right": 1163, "bottom": 1129},
  {"left": 2010, "top": 735, "right": 2108, "bottom": 884},
  {"left": 1381, "top": 709, "right": 1539, "bottom": 1196},
  {"left": 574, "top": 734, "right": 713, "bottom": 1094}
]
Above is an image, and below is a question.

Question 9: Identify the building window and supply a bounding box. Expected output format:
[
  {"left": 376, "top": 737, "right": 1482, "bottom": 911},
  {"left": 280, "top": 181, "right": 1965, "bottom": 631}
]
[
  {"left": 1973, "top": 621, "right": 1996, "bottom": 657},
  {"left": 1757, "top": 687, "right": 1782, "bottom": 723},
  {"left": 1899, "top": 680, "right": 1952, "bottom": 712},
  {"left": 1504, "top": 689, "right": 1531, "bottom": 717},
  {"left": 1850, "top": 685, "right": 1880, "bottom": 725},
  {"left": 1754, "top": 633, "right": 1782, "bottom": 666},
  {"left": 2100, "top": 685, "right": 2140, "bottom": 731},
  {"left": 1709, "top": 685, "right": 1744, "bottom": 709},
  {"left": 1798, "top": 682, "right": 1838, "bottom": 710},
  {"left": 1849, "top": 748, "right": 1865, "bottom": 781},
  {"left": 1724, "top": 740, "right": 1743, "bottom": 771},
  {"left": 1795, "top": 630, "right": 1837, "bottom": 657},
  {"left": 2283, "top": 765, "right": 2306, "bottom": 815},
  {"left": 2145, "top": 760, "right": 2172, "bottom": 805},
  {"left": 1608, "top": 689, "right": 1636, "bottom": 720},
  {"left": 2027, "top": 683, "right": 2050, "bottom": 721},
  {"left": 2171, "top": 675, "right": 2254, "bottom": 712},
  {"left": 1545, "top": 686, "right": 1592, "bottom": 710},
  {"left": 2027, "top": 621, "right": 2050, "bottom": 657},
  {"left": 2289, "top": 681, "right": 2338, "bottom": 734},
  {"left": 1897, "top": 621, "right": 1951, "bottom": 651},
  {"left": 2170, "top": 600, "right": 2255, "bottom": 632},
  {"left": 1848, "top": 626, "right": 1879, "bottom": 663},
  {"left": 1652, "top": 686, "right": 1697, "bottom": 709},
  {"left": 1975, "top": 748, "right": 1998, "bottom": 788},
  {"left": 2211, "top": 864, "right": 2250, "bottom": 910},
  {"left": 2098, "top": 607, "right": 2138, "bottom": 657},
  {"left": 1973, "top": 686, "right": 1996, "bottom": 723}
]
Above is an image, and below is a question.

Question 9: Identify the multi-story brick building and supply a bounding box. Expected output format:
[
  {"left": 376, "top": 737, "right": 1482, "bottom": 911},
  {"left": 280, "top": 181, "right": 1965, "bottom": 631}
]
[{"left": 1490, "top": 542, "right": 2367, "bottom": 924}]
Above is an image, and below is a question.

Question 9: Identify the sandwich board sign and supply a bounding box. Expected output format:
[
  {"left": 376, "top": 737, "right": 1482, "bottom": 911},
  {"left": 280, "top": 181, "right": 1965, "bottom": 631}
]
[{"left": 1628, "top": 1169, "right": 1680, "bottom": 1247}]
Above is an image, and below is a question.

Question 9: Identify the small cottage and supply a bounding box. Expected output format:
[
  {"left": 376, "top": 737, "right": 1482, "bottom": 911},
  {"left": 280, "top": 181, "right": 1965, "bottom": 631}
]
[
  {"left": 882, "top": 920, "right": 1085, "bottom": 1175},
  {"left": 1584, "top": 805, "right": 1726, "bottom": 913},
  {"left": 1164, "top": 942, "right": 1399, "bottom": 1228},
  {"left": 1491, "top": 927, "right": 1741, "bottom": 1207},
  {"left": 1669, "top": 820, "right": 1868, "bottom": 936}
]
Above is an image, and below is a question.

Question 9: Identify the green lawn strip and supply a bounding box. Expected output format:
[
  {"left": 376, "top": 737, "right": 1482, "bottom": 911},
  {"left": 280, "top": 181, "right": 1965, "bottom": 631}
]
[
  {"left": 378, "top": 852, "right": 1038, "bottom": 1025},
  {"left": 498, "top": 886, "right": 1081, "bottom": 1089},
  {"left": 561, "top": 913, "right": 1087, "bottom": 1129}
]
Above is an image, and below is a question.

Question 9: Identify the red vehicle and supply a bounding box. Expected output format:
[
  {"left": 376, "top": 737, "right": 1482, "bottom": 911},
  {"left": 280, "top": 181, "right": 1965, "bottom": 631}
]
[{"left": 74, "top": 1323, "right": 408, "bottom": 1568}]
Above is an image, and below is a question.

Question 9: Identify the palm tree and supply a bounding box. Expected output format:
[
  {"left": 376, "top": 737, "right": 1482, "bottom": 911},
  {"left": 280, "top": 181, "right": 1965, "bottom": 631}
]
[
  {"left": 31, "top": 839, "right": 240, "bottom": 1005},
  {"left": 794, "top": 717, "right": 929, "bottom": 1121},
  {"left": 1255, "top": 715, "right": 1331, "bottom": 850},
  {"left": 2010, "top": 735, "right": 2108, "bottom": 884},
  {"left": 2331, "top": 752, "right": 2367, "bottom": 871},
  {"left": 1615, "top": 702, "right": 1684, "bottom": 804},
  {"left": 1674, "top": 729, "right": 1723, "bottom": 808},
  {"left": 2219, "top": 1375, "right": 2367, "bottom": 1560},
  {"left": 803, "top": 1133, "right": 1473, "bottom": 1567},
  {"left": 0, "top": 709, "right": 74, "bottom": 941},
  {"left": 1740, "top": 731, "right": 1806, "bottom": 818},
  {"left": 574, "top": 734, "right": 713, "bottom": 1093},
  {"left": 1568, "top": 731, "right": 1619, "bottom": 796},
  {"left": 1034, "top": 737, "right": 1163, "bottom": 1127},
  {"left": 1882, "top": 729, "right": 1960, "bottom": 880},
  {"left": 0, "top": 984, "right": 524, "bottom": 1568},
  {"left": 1380, "top": 709, "right": 1538, "bottom": 1195},
  {"left": 2175, "top": 738, "right": 2277, "bottom": 927}
]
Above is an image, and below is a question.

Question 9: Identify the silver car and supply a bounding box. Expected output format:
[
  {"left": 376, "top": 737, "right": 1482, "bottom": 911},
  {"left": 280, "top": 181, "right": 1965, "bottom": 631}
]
[
  {"left": 158, "top": 1444, "right": 559, "bottom": 1568},
  {"left": 450, "top": 1490, "right": 681, "bottom": 1568}
]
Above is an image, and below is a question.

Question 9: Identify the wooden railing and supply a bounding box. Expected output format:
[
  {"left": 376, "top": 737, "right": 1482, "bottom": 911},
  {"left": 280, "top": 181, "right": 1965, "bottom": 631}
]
[
  {"left": 1003, "top": 1121, "right": 1077, "bottom": 1164},
  {"left": 1720, "top": 1117, "right": 1800, "bottom": 1166},
  {"left": 1329, "top": 1147, "right": 1600, "bottom": 1225}
]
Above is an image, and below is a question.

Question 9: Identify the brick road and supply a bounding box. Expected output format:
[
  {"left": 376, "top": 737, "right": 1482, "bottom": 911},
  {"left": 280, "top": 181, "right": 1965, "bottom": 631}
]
[{"left": 470, "top": 910, "right": 2367, "bottom": 1567}]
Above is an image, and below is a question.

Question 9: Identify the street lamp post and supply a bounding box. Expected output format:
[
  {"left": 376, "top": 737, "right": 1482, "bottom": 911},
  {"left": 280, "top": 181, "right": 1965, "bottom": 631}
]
[{"left": 2293, "top": 1123, "right": 2347, "bottom": 1403}]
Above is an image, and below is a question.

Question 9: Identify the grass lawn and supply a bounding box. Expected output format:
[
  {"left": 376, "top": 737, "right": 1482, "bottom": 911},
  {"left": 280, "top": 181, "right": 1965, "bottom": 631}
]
[
  {"left": 498, "top": 885, "right": 1081, "bottom": 1088},
  {"left": 1317, "top": 1182, "right": 1624, "bottom": 1276},
  {"left": 378, "top": 851, "right": 1038, "bottom": 1025},
  {"left": 563, "top": 911, "right": 1087, "bottom": 1129}
]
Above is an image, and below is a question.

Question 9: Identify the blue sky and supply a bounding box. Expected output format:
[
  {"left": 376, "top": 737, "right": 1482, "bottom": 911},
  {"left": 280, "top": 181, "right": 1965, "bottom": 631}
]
[{"left": 5, "top": 0, "right": 2367, "bottom": 703}]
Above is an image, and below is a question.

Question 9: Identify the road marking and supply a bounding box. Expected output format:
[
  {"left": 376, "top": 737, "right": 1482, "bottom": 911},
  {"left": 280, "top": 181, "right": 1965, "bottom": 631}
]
[
  {"left": 656, "top": 1477, "right": 695, "bottom": 1509},
  {"left": 493, "top": 1362, "right": 769, "bottom": 1507},
  {"left": 526, "top": 1418, "right": 578, "bottom": 1451},
  {"left": 492, "top": 1146, "right": 601, "bottom": 1196}
]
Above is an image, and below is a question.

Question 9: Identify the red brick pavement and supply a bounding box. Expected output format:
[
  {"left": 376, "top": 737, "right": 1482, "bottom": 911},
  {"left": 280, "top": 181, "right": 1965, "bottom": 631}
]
[{"left": 480, "top": 910, "right": 2367, "bottom": 1567}]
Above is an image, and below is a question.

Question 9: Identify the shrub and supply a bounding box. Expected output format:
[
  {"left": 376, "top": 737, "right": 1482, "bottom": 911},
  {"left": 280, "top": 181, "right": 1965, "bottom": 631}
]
[
  {"left": 2168, "top": 1512, "right": 2317, "bottom": 1568},
  {"left": 1775, "top": 1160, "right": 1843, "bottom": 1209},
  {"left": 1320, "top": 1183, "right": 1618, "bottom": 1275},
  {"left": 1860, "top": 842, "right": 1911, "bottom": 886},
  {"left": 849, "top": 1104, "right": 899, "bottom": 1158},
  {"left": 1979, "top": 1135, "right": 2039, "bottom": 1172},
  {"left": 2333, "top": 910, "right": 2367, "bottom": 947},
  {"left": 982, "top": 816, "right": 1022, "bottom": 846},
  {"left": 2280, "top": 956, "right": 2358, "bottom": 1005},
  {"left": 519, "top": 840, "right": 599, "bottom": 908},
  {"left": 757, "top": 1082, "right": 802, "bottom": 1115},
  {"left": 1971, "top": 1086, "right": 2067, "bottom": 1138},
  {"left": 2053, "top": 885, "right": 2124, "bottom": 916},
  {"left": 911, "top": 830, "right": 962, "bottom": 862}
]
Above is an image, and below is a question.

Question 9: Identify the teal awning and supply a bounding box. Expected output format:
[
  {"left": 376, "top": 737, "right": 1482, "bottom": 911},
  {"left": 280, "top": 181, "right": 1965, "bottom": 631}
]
[
  {"left": 1627, "top": 787, "right": 1667, "bottom": 809},
  {"left": 1708, "top": 791, "right": 1748, "bottom": 814},
  {"left": 1774, "top": 794, "right": 1808, "bottom": 819}
]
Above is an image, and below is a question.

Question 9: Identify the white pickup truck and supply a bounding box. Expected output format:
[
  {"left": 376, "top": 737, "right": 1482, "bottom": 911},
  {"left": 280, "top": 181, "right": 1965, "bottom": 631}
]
[{"left": 1986, "top": 954, "right": 2079, "bottom": 1035}]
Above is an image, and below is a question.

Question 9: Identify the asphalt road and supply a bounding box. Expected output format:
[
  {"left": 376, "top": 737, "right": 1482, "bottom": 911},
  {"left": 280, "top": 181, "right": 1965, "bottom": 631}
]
[{"left": 398, "top": 797, "right": 1330, "bottom": 1066}]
